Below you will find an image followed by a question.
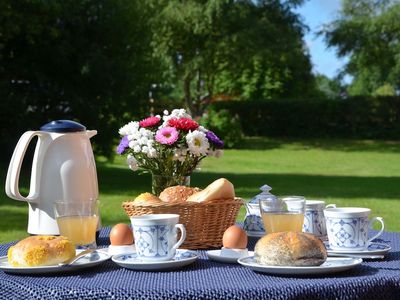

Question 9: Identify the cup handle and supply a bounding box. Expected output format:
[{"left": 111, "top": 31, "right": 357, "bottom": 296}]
[
  {"left": 368, "top": 217, "right": 385, "bottom": 243},
  {"left": 172, "top": 224, "right": 186, "bottom": 252},
  {"left": 326, "top": 204, "right": 336, "bottom": 208}
]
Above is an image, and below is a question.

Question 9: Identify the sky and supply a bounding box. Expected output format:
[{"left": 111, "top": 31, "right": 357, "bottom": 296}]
[{"left": 294, "top": 0, "right": 351, "bottom": 82}]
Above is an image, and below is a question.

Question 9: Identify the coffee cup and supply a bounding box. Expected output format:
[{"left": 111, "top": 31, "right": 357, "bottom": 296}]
[
  {"left": 302, "top": 200, "right": 335, "bottom": 238},
  {"left": 324, "top": 207, "right": 384, "bottom": 251},
  {"left": 130, "top": 214, "right": 186, "bottom": 261}
]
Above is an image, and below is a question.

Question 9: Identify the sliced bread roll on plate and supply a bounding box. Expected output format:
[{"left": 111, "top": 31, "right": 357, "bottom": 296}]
[
  {"left": 254, "top": 232, "right": 327, "bottom": 266},
  {"left": 8, "top": 235, "right": 75, "bottom": 267}
]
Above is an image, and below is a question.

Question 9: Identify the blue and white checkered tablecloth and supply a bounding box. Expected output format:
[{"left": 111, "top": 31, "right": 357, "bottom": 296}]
[{"left": 0, "top": 228, "right": 399, "bottom": 299}]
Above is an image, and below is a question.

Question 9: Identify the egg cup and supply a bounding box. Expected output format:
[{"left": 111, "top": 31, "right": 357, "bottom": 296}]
[
  {"left": 108, "top": 244, "right": 136, "bottom": 256},
  {"left": 220, "top": 247, "right": 249, "bottom": 259}
]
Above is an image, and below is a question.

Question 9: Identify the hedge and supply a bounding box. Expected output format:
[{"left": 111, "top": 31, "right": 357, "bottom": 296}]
[{"left": 209, "top": 96, "right": 400, "bottom": 140}]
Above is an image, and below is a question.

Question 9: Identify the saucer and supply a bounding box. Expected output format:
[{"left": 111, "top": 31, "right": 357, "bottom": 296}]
[
  {"left": 238, "top": 256, "right": 362, "bottom": 276},
  {"left": 207, "top": 250, "right": 254, "bottom": 263},
  {"left": 324, "top": 242, "right": 391, "bottom": 256},
  {"left": 112, "top": 249, "right": 198, "bottom": 271}
]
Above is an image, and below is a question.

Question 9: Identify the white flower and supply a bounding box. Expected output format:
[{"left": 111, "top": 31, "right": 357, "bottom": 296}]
[
  {"left": 186, "top": 130, "right": 209, "bottom": 156},
  {"left": 133, "top": 145, "right": 141, "bottom": 153},
  {"left": 142, "top": 146, "right": 149, "bottom": 154},
  {"left": 173, "top": 148, "right": 188, "bottom": 162},
  {"left": 119, "top": 121, "right": 139, "bottom": 136},
  {"left": 147, "top": 147, "right": 157, "bottom": 158},
  {"left": 126, "top": 126, "right": 155, "bottom": 156},
  {"left": 197, "top": 126, "right": 208, "bottom": 133},
  {"left": 139, "top": 136, "right": 149, "bottom": 145},
  {"left": 126, "top": 154, "right": 139, "bottom": 171},
  {"left": 162, "top": 108, "right": 192, "bottom": 126}
]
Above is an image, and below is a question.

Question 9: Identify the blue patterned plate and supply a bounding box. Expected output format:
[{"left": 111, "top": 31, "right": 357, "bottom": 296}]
[
  {"left": 324, "top": 242, "right": 391, "bottom": 255},
  {"left": 112, "top": 249, "right": 198, "bottom": 271},
  {"left": 238, "top": 256, "right": 362, "bottom": 275}
]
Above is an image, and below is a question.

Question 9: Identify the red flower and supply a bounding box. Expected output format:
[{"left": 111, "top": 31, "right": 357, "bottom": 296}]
[
  {"left": 139, "top": 116, "right": 161, "bottom": 128},
  {"left": 168, "top": 118, "right": 199, "bottom": 131}
]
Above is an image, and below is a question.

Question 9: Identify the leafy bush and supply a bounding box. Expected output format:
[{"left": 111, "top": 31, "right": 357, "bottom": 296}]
[
  {"left": 210, "top": 97, "right": 400, "bottom": 140},
  {"left": 200, "top": 109, "right": 243, "bottom": 148}
]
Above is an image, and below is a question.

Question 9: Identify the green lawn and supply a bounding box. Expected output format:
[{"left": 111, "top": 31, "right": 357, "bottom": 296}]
[{"left": 1, "top": 138, "right": 399, "bottom": 244}]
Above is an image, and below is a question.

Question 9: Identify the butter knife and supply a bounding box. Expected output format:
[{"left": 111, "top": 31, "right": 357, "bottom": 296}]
[
  {"left": 58, "top": 249, "right": 95, "bottom": 267},
  {"left": 328, "top": 253, "right": 385, "bottom": 260}
]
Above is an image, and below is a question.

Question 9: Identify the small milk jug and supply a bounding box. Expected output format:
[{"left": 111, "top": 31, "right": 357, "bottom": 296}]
[{"left": 5, "top": 120, "right": 100, "bottom": 235}]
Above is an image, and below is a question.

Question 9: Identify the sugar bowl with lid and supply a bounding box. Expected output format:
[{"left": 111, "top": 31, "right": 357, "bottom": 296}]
[{"left": 243, "top": 184, "right": 277, "bottom": 237}]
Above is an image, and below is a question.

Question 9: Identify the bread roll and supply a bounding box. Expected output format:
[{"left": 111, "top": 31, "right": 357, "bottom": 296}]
[
  {"left": 8, "top": 236, "right": 75, "bottom": 267},
  {"left": 133, "top": 192, "right": 163, "bottom": 205},
  {"left": 186, "top": 178, "right": 235, "bottom": 203},
  {"left": 254, "top": 232, "right": 327, "bottom": 266},
  {"left": 159, "top": 186, "right": 201, "bottom": 203}
]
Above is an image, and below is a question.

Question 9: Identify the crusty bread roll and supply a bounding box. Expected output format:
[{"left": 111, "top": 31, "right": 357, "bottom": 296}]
[
  {"left": 159, "top": 186, "right": 201, "bottom": 203},
  {"left": 8, "top": 235, "right": 75, "bottom": 267},
  {"left": 254, "top": 232, "right": 327, "bottom": 266},
  {"left": 186, "top": 178, "right": 235, "bottom": 203},
  {"left": 133, "top": 192, "right": 163, "bottom": 205}
]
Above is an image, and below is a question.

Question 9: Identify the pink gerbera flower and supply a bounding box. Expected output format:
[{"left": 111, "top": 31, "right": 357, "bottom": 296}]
[
  {"left": 139, "top": 116, "right": 161, "bottom": 128},
  {"left": 155, "top": 127, "right": 179, "bottom": 145}
]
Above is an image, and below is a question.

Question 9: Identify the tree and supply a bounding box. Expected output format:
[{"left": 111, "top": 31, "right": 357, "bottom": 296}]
[
  {"left": 321, "top": 0, "right": 400, "bottom": 96},
  {"left": 150, "top": 0, "right": 314, "bottom": 117},
  {"left": 0, "top": 0, "right": 157, "bottom": 158},
  {"left": 314, "top": 74, "right": 345, "bottom": 99}
]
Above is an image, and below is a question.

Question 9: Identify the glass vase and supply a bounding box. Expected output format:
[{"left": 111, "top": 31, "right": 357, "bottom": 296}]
[{"left": 151, "top": 174, "right": 191, "bottom": 196}]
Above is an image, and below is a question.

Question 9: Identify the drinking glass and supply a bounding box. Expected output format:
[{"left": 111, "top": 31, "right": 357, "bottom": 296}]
[
  {"left": 259, "top": 196, "right": 305, "bottom": 233},
  {"left": 54, "top": 200, "right": 99, "bottom": 249}
]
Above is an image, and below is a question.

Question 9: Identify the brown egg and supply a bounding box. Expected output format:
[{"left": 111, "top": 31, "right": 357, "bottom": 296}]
[
  {"left": 109, "top": 223, "right": 134, "bottom": 246},
  {"left": 222, "top": 225, "right": 248, "bottom": 249}
]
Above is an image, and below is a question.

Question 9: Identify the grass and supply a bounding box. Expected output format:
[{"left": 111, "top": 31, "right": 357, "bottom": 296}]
[{"left": 1, "top": 137, "right": 399, "bottom": 244}]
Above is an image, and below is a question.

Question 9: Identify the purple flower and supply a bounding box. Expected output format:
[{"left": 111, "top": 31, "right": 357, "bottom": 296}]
[
  {"left": 206, "top": 131, "right": 224, "bottom": 148},
  {"left": 117, "top": 135, "right": 129, "bottom": 154}
]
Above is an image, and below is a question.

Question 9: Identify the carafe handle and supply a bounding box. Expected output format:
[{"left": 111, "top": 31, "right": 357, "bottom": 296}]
[{"left": 5, "top": 131, "right": 43, "bottom": 202}]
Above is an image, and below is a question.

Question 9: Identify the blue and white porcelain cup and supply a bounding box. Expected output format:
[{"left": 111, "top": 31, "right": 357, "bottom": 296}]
[
  {"left": 130, "top": 214, "right": 186, "bottom": 261},
  {"left": 303, "top": 200, "right": 336, "bottom": 239},
  {"left": 324, "top": 207, "right": 384, "bottom": 251}
]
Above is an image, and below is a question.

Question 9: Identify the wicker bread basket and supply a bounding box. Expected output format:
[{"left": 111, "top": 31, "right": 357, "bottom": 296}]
[{"left": 122, "top": 197, "right": 243, "bottom": 249}]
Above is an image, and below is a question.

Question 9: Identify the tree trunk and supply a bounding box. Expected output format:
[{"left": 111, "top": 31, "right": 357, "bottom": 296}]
[{"left": 183, "top": 74, "right": 199, "bottom": 117}]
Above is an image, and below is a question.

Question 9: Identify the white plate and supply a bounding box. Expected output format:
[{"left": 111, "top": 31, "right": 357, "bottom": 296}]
[
  {"left": 0, "top": 249, "right": 111, "bottom": 275},
  {"left": 207, "top": 250, "right": 254, "bottom": 264},
  {"left": 246, "top": 231, "right": 266, "bottom": 238},
  {"left": 112, "top": 249, "right": 198, "bottom": 271},
  {"left": 325, "top": 242, "right": 391, "bottom": 256},
  {"left": 238, "top": 256, "right": 362, "bottom": 275}
]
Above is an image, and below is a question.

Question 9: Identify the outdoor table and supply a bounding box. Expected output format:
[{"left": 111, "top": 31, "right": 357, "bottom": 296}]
[{"left": 0, "top": 228, "right": 399, "bottom": 299}]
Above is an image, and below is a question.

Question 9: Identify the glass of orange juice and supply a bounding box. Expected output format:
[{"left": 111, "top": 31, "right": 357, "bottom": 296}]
[
  {"left": 259, "top": 196, "right": 305, "bottom": 233},
  {"left": 54, "top": 200, "right": 99, "bottom": 249}
]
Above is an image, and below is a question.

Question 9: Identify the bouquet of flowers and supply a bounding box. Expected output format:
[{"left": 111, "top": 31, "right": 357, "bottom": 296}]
[{"left": 117, "top": 108, "right": 224, "bottom": 195}]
